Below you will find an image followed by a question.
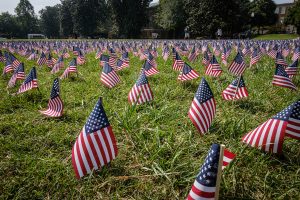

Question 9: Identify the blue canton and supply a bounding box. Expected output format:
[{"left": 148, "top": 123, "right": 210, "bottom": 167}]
[
  {"left": 50, "top": 78, "right": 60, "bottom": 99},
  {"left": 195, "top": 78, "right": 214, "bottom": 103},
  {"left": 85, "top": 99, "right": 110, "bottom": 134}
]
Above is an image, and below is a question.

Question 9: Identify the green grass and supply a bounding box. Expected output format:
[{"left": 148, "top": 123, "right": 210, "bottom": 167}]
[
  {"left": 0, "top": 47, "right": 300, "bottom": 199},
  {"left": 254, "top": 34, "right": 299, "bottom": 40}
]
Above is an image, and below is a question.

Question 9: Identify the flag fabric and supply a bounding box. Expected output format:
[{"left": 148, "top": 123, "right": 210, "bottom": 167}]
[
  {"left": 286, "top": 100, "right": 300, "bottom": 140},
  {"left": 292, "top": 47, "right": 300, "bottom": 61},
  {"left": 242, "top": 103, "right": 294, "bottom": 153},
  {"left": 60, "top": 58, "right": 77, "bottom": 79},
  {"left": 202, "top": 51, "right": 210, "bottom": 67},
  {"left": 100, "top": 63, "right": 120, "bottom": 88},
  {"left": 51, "top": 56, "right": 64, "bottom": 74},
  {"left": 77, "top": 51, "right": 86, "bottom": 65},
  {"left": 162, "top": 46, "right": 170, "bottom": 61},
  {"left": 39, "top": 78, "right": 63, "bottom": 117},
  {"left": 222, "top": 76, "right": 249, "bottom": 100},
  {"left": 188, "top": 46, "right": 198, "bottom": 62},
  {"left": 188, "top": 78, "right": 216, "bottom": 135},
  {"left": 272, "top": 64, "right": 297, "bottom": 90},
  {"left": 285, "top": 60, "right": 298, "bottom": 78},
  {"left": 178, "top": 63, "right": 199, "bottom": 81},
  {"left": 187, "top": 144, "right": 220, "bottom": 200},
  {"left": 143, "top": 60, "right": 159, "bottom": 77},
  {"left": 3, "top": 59, "right": 14, "bottom": 75},
  {"left": 147, "top": 53, "right": 157, "bottom": 68},
  {"left": 100, "top": 54, "right": 109, "bottom": 67},
  {"left": 37, "top": 52, "right": 47, "bottom": 66},
  {"left": 7, "top": 63, "right": 25, "bottom": 88},
  {"left": 120, "top": 52, "right": 130, "bottom": 67},
  {"left": 187, "top": 143, "right": 235, "bottom": 200},
  {"left": 108, "top": 48, "right": 117, "bottom": 67},
  {"left": 173, "top": 52, "right": 184, "bottom": 71},
  {"left": 205, "top": 55, "right": 223, "bottom": 77},
  {"left": 128, "top": 71, "right": 153, "bottom": 105},
  {"left": 222, "top": 148, "right": 236, "bottom": 170},
  {"left": 228, "top": 52, "right": 246, "bottom": 76},
  {"left": 72, "top": 98, "right": 118, "bottom": 179},
  {"left": 16, "top": 67, "right": 38, "bottom": 94},
  {"left": 46, "top": 54, "right": 56, "bottom": 68},
  {"left": 275, "top": 52, "right": 288, "bottom": 66},
  {"left": 10, "top": 53, "right": 21, "bottom": 69},
  {"left": 250, "top": 49, "right": 260, "bottom": 67}
]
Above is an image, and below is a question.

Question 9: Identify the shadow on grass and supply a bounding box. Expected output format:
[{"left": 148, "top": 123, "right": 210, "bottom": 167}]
[{"left": 234, "top": 100, "right": 266, "bottom": 114}]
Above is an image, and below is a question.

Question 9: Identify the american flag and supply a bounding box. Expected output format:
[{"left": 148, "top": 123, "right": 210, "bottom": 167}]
[
  {"left": 187, "top": 144, "right": 236, "bottom": 200},
  {"left": 242, "top": 103, "right": 294, "bottom": 153},
  {"left": 95, "top": 49, "right": 102, "bottom": 59},
  {"left": 205, "top": 55, "right": 223, "bottom": 77},
  {"left": 10, "top": 53, "right": 21, "bottom": 70},
  {"left": 100, "top": 63, "right": 120, "bottom": 88},
  {"left": 73, "top": 46, "right": 80, "bottom": 56},
  {"left": 40, "top": 78, "right": 63, "bottom": 117},
  {"left": 100, "top": 54, "right": 109, "bottom": 67},
  {"left": 63, "top": 49, "right": 70, "bottom": 59},
  {"left": 27, "top": 49, "right": 36, "bottom": 60},
  {"left": 272, "top": 64, "right": 297, "bottom": 90},
  {"left": 46, "top": 54, "right": 56, "bottom": 68},
  {"left": 222, "top": 76, "right": 248, "bottom": 100},
  {"left": 275, "top": 52, "right": 288, "bottom": 66},
  {"left": 121, "top": 52, "right": 130, "bottom": 67},
  {"left": 285, "top": 60, "right": 298, "bottom": 78},
  {"left": 72, "top": 98, "right": 118, "bottom": 179},
  {"left": 188, "top": 46, "right": 198, "bottom": 62},
  {"left": 178, "top": 63, "right": 199, "bottom": 81},
  {"left": 77, "top": 51, "right": 86, "bottom": 65},
  {"left": 173, "top": 52, "right": 184, "bottom": 71},
  {"left": 128, "top": 71, "right": 153, "bottom": 105},
  {"left": 7, "top": 62, "right": 25, "bottom": 88},
  {"left": 108, "top": 48, "right": 117, "bottom": 67},
  {"left": 282, "top": 45, "right": 290, "bottom": 58},
  {"left": 202, "top": 51, "right": 210, "bottom": 67},
  {"left": 51, "top": 56, "right": 64, "bottom": 74},
  {"left": 16, "top": 67, "right": 38, "bottom": 94},
  {"left": 286, "top": 100, "right": 300, "bottom": 140},
  {"left": 60, "top": 58, "right": 77, "bottom": 79},
  {"left": 221, "top": 47, "right": 228, "bottom": 66},
  {"left": 250, "top": 48, "right": 260, "bottom": 67},
  {"left": 267, "top": 46, "right": 278, "bottom": 59},
  {"left": 147, "top": 52, "right": 157, "bottom": 68},
  {"left": 242, "top": 45, "right": 251, "bottom": 57},
  {"left": 228, "top": 52, "right": 246, "bottom": 76},
  {"left": 292, "top": 46, "right": 300, "bottom": 61},
  {"left": 162, "top": 45, "right": 170, "bottom": 61},
  {"left": 37, "top": 52, "right": 47, "bottom": 66},
  {"left": 188, "top": 78, "right": 216, "bottom": 135},
  {"left": 143, "top": 60, "right": 159, "bottom": 77},
  {"left": 3, "top": 59, "right": 14, "bottom": 75}
]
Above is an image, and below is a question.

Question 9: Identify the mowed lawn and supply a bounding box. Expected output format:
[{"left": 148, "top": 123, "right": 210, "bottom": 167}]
[{"left": 0, "top": 46, "right": 300, "bottom": 199}]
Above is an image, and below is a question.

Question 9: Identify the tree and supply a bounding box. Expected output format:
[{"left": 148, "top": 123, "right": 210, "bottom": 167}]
[
  {"left": 185, "top": 0, "right": 251, "bottom": 37},
  {"left": 155, "top": 0, "right": 187, "bottom": 38},
  {"left": 0, "top": 12, "right": 19, "bottom": 38},
  {"left": 15, "top": 0, "right": 38, "bottom": 37},
  {"left": 250, "top": 0, "right": 277, "bottom": 34},
  {"left": 285, "top": 0, "right": 300, "bottom": 34},
  {"left": 39, "top": 5, "right": 60, "bottom": 38},
  {"left": 70, "top": 0, "right": 107, "bottom": 37},
  {"left": 110, "top": 0, "right": 151, "bottom": 38},
  {"left": 60, "top": 0, "right": 74, "bottom": 38}
]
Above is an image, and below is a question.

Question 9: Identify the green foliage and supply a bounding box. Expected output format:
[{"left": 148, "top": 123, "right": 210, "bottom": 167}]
[
  {"left": 60, "top": 0, "right": 74, "bottom": 38},
  {"left": 110, "top": 0, "right": 152, "bottom": 38},
  {"left": 0, "top": 43, "right": 300, "bottom": 199},
  {"left": 0, "top": 12, "right": 19, "bottom": 38},
  {"left": 70, "top": 0, "right": 107, "bottom": 37},
  {"left": 285, "top": 0, "right": 300, "bottom": 34},
  {"left": 14, "top": 0, "right": 39, "bottom": 37},
  {"left": 250, "top": 0, "right": 277, "bottom": 30},
  {"left": 155, "top": 0, "right": 187, "bottom": 31},
  {"left": 185, "top": 0, "right": 251, "bottom": 37},
  {"left": 39, "top": 6, "right": 61, "bottom": 38}
]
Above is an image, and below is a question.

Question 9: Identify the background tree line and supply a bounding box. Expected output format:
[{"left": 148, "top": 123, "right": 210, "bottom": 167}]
[{"left": 0, "top": 0, "right": 298, "bottom": 39}]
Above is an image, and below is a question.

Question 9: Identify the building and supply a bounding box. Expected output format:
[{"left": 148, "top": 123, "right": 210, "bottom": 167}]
[{"left": 274, "top": 0, "right": 297, "bottom": 33}]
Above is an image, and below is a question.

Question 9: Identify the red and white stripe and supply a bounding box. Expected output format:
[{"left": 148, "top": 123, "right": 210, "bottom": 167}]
[
  {"left": 222, "top": 85, "right": 248, "bottom": 100},
  {"left": 242, "top": 119, "right": 286, "bottom": 153},
  {"left": 7, "top": 72, "right": 25, "bottom": 88},
  {"left": 128, "top": 84, "right": 153, "bottom": 105},
  {"left": 187, "top": 179, "right": 216, "bottom": 200},
  {"left": 222, "top": 149, "right": 236, "bottom": 170},
  {"left": 60, "top": 66, "right": 77, "bottom": 79},
  {"left": 272, "top": 75, "right": 297, "bottom": 90},
  {"left": 188, "top": 98, "right": 216, "bottom": 135},
  {"left": 17, "top": 79, "right": 38, "bottom": 94},
  {"left": 228, "top": 62, "right": 246, "bottom": 76},
  {"left": 72, "top": 126, "right": 118, "bottom": 179},
  {"left": 100, "top": 71, "right": 120, "bottom": 88},
  {"left": 286, "top": 118, "right": 300, "bottom": 140},
  {"left": 39, "top": 96, "right": 63, "bottom": 117},
  {"left": 173, "top": 60, "right": 184, "bottom": 71},
  {"left": 178, "top": 70, "right": 199, "bottom": 81}
]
